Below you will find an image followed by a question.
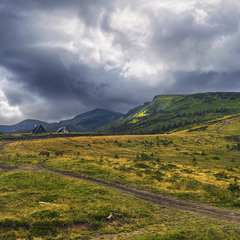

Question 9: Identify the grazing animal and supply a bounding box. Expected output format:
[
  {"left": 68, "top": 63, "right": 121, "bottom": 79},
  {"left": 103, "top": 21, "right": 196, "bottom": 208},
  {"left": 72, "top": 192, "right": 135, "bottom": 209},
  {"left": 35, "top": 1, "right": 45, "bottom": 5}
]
[
  {"left": 39, "top": 151, "right": 50, "bottom": 157},
  {"left": 55, "top": 150, "right": 64, "bottom": 156}
]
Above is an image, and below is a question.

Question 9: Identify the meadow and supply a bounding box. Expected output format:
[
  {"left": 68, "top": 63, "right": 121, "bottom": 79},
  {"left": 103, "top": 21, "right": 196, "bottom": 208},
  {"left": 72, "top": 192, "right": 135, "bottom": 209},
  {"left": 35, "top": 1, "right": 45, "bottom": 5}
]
[{"left": 1, "top": 114, "right": 240, "bottom": 239}]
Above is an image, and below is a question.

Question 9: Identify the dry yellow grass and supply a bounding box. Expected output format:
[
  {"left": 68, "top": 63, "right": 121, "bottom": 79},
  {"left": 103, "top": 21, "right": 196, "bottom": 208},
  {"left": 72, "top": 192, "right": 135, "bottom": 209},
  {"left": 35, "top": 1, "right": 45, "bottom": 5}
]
[
  {"left": 1, "top": 117, "right": 240, "bottom": 209},
  {"left": 1, "top": 117, "right": 240, "bottom": 239}
]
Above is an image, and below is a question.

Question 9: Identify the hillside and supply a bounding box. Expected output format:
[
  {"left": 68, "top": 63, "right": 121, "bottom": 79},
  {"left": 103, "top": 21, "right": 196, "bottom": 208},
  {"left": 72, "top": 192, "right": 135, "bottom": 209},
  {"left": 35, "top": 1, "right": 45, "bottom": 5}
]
[
  {"left": 1, "top": 92, "right": 240, "bottom": 135},
  {"left": 0, "top": 109, "right": 124, "bottom": 133},
  {"left": 1, "top": 114, "right": 240, "bottom": 239},
  {"left": 56, "top": 108, "right": 124, "bottom": 132},
  {"left": 0, "top": 119, "right": 50, "bottom": 133},
  {"left": 103, "top": 92, "right": 240, "bottom": 134}
]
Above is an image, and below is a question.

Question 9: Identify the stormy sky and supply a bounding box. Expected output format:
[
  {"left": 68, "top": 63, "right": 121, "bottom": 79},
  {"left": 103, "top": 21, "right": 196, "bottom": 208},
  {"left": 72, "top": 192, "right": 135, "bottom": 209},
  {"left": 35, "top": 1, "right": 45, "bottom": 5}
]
[{"left": 0, "top": 0, "right": 240, "bottom": 124}]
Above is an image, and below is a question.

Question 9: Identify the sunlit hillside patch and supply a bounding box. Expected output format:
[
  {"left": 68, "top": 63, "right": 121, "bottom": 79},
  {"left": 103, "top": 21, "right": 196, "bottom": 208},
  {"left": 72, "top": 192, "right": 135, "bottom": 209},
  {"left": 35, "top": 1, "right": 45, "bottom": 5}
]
[
  {"left": 136, "top": 112, "right": 147, "bottom": 118},
  {"left": 131, "top": 119, "right": 139, "bottom": 124}
]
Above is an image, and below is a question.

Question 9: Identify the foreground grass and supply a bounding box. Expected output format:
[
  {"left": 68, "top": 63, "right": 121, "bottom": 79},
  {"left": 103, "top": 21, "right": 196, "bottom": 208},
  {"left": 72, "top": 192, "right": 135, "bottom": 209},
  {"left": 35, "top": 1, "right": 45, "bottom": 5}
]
[
  {"left": 1, "top": 170, "right": 240, "bottom": 240},
  {"left": 1, "top": 115, "right": 240, "bottom": 238}
]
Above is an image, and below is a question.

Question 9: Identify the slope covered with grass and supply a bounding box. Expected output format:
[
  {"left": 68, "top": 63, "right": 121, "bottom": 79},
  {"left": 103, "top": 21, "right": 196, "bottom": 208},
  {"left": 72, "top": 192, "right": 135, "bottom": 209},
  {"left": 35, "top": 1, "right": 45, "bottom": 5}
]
[
  {"left": 1, "top": 114, "right": 240, "bottom": 239},
  {"left": 103, "top": 92, "right": 240, "bottom": 134},
  {"left": 1, "top": 165, "right": 240, "bottom": 239}
]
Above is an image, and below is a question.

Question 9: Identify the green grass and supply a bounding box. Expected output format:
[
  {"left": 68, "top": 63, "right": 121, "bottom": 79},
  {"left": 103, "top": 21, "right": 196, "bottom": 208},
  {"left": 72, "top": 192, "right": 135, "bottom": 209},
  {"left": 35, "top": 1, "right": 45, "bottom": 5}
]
[
  {"left": 1, "top": 114, "right": 240, "bottom": 238},
  {"left": 0, "top": 170, "right": 156, "bottom": 239},
  {"left": 104, "top": 92, "right": 240, "bottom": 134},
  {"left": 1, "top": 170, "right": 240, "bottom": 239},
  {"left": 1, "top": 116, "right": 240, "bottom": 208}
]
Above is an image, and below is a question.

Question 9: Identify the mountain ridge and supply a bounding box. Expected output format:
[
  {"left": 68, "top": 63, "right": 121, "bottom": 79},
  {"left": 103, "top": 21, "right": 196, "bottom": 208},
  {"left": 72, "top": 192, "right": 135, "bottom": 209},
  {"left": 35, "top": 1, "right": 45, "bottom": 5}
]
[
  {"left": 0, "top": 109, "right": 124, "bottom": 133},
  {"left": 1, "top": 92, "right": 240, "bottom": 134},
  {"left": 102, "top": 92, "right": 240, "bottom": 134}
]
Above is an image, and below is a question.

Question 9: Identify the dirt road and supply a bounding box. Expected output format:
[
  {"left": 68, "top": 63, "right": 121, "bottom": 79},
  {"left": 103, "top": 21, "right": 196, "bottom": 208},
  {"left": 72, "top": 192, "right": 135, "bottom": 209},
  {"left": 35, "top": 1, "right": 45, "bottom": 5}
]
[
  {"left": 12, "top": 165, "right": 240, "bottom": 224},
  {"left": 209, "top": 119, "right": 231, "bottom": 133}
]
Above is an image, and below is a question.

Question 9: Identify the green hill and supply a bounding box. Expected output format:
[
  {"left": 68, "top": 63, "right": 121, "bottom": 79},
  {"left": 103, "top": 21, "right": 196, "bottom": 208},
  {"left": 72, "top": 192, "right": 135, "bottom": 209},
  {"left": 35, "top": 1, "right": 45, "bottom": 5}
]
[
  {"left": 56, "top": 108, "right": 124, "bottom": 132},
  {"left": 0, "top": 109, "right": 124, "bottom": 133},
  {"left": 103, "top": 92, "right": 240, "bottom": 134}
]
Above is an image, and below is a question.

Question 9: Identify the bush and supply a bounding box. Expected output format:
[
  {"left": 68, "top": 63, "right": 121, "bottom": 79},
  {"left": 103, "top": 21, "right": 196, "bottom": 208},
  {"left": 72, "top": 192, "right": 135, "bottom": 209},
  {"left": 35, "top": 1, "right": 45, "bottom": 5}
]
[
  {"left": 31, "top": 220, "right": 68, "bottom": 237},
  {"left": 0, "top": 218, "right": 29, "bottom": 229},
  {"left": 172, "top": 178, "right": 202, "bottom": 191},
  {"left": 203, "top": 184, "right": 233, "bottom": 204},
  {"left": 214, "top": 171, "right": 229, "bottom": 180},
  {"left": 135, "top": 163, "right": 150, "bottom": 169},
  {"left": 228, "top": 182, "right": 240, "bottom": 193},
  {"left": 154, "top": 171, "right": 165, "bottom": 181}
]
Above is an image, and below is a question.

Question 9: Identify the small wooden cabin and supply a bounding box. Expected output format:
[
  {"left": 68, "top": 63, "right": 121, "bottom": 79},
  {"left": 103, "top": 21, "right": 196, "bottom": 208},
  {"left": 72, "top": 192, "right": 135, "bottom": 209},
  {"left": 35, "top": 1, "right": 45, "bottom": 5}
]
[
  {"left": 31, "top": 125, "right": 45, "bottom": 134},
  {"left": 56, "top": 126, "right": 70, "bottom": 133}
]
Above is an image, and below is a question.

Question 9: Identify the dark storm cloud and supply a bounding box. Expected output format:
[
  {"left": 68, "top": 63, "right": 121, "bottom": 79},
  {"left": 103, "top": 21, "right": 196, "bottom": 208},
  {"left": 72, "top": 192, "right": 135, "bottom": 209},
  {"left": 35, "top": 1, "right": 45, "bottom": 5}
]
[
  {"left": 0, "top": 0, "right": 124, "bottom": 121},
  {"left": 168, "top": 71, "right": 240, "bottom": 94},
  {"left": 0, "top": 0, "right": 153, "bottom": 120},
  {"left": 0, "top": 0, "right": 240, "bottom": 124}
]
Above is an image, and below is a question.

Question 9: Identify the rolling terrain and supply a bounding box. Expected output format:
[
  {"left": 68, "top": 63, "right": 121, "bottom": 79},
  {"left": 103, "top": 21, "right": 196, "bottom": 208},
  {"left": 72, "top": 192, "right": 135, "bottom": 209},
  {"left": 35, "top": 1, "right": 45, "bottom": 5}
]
[
  {"left": 103, "top": 92, "right": 240, "bottom": 134},
  {"left": 2, "top": 92, "right": 240, "bottom": 136},
  {"left": 1, "top": 113, "right": 240, "bottom": 239},
  {"left": 0, "top": 109, "right": 124, "bottom": 134}
]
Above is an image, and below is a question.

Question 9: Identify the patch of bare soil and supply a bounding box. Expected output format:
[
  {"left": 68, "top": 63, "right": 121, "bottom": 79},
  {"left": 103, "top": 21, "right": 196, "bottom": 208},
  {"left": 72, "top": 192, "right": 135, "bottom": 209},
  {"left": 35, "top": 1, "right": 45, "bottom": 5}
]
[
  {"left": 0, "top": 164, "right": 18, "bottom": 170},
  {"left": 92, "top": 229, "right": 147, "bottom": 240}
]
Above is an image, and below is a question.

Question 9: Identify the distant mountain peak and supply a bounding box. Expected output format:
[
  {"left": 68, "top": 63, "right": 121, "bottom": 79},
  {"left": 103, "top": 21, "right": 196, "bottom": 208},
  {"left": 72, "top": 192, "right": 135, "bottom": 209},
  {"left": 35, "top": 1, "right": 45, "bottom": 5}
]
[{"left": 0, "top": 108, "right": 124, "bottom": 133}]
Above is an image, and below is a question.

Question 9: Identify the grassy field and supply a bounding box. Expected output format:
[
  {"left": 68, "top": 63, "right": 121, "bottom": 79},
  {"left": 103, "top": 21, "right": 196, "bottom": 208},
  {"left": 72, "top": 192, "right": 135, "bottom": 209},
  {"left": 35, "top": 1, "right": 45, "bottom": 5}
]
[
  {"left": 1, "top": 171, "right": 240, "bottom": 239},
  {"left": 1, "top": 114, "right": 240, "bottom": 239}
]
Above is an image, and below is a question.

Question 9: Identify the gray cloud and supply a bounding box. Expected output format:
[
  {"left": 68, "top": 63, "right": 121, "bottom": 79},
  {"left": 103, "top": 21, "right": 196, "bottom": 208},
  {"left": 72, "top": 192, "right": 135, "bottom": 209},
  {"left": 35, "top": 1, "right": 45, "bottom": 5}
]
[
  {"left": 0, "top": 0, "right": 240, "bottom": 124},
  {"left": 168, "top": 71, "right": 240, "bottom": 94}
]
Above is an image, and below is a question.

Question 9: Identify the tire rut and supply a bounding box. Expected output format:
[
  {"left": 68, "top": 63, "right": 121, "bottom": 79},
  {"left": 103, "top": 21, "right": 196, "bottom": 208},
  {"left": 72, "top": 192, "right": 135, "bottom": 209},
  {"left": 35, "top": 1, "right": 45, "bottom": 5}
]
[{"left": 16, "top": 165, "right": 240, "bottom": 224}]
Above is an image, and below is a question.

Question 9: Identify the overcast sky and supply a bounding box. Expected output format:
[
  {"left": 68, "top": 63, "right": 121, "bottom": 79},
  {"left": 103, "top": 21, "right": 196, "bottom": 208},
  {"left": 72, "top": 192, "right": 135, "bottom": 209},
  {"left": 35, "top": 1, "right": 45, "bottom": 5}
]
[{"left": 0, "top": 0, "right": 240, "bottom": 124}]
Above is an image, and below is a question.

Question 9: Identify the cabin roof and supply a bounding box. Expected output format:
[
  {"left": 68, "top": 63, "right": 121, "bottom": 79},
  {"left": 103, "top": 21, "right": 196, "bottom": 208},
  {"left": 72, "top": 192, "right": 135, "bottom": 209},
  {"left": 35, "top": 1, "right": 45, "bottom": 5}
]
[
  {"left": 31, "top": 125, "right": 45, "bottom": 134},
  {"left": 56, "top": 126, "right": 70, "bottom": 132}
]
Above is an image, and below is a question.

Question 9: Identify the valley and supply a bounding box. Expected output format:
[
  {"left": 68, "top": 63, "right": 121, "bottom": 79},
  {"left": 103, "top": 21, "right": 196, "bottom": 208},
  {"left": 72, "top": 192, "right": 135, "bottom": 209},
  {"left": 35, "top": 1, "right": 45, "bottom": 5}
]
[{"left": 1, "top": 113, "right": 240, "bottom": 239}]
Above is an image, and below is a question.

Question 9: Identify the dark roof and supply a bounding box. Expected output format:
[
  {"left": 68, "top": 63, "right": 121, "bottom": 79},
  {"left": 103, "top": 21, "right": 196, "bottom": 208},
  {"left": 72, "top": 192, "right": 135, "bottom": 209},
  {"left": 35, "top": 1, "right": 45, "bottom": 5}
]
[
  {"left": 31, "top": 125, "right": 45, "bottom": 134},
  {"left": 56, "top": 126, "right": 70, "bottom": 133}
]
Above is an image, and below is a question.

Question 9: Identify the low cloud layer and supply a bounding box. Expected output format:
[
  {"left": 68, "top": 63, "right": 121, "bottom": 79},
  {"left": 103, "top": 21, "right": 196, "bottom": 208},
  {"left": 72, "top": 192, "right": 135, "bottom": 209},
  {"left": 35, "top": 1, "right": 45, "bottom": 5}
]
[{"left": 0, "top": 0, "right": 240, "bottom": 124}]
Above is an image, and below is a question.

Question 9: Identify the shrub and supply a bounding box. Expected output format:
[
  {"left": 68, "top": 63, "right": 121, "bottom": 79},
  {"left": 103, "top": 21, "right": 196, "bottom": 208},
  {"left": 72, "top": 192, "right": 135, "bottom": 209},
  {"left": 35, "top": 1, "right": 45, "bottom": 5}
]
[
  {"left": 31, "top": 210, "right": 60, "bottom": 220},
  {"left": 135, "top": 163, "right": 150, "bottom": 169},
  {"left": 154, "top": 171, "right": 165, "bottom": 181},
  {"left": 192, "top": 156, "right": 197, "bottom": 166},
  {"left": 228, "top": 182, "right": 240, "bottom": 193},
  {"left": 172, "top": 178, "right": 202, "bottom": 191},
  {"left": 214, "top": 171, "right": 229, "bottom": 180},
  {"left": 201, "top": 151, "right": 207, "bottom": 156},
  {"left": 203, "top": 184, "right": 233, "bottom": 204},
  {"left": 141, "top": 153, "right": 151, "bottom": 161},
  {"left": 31, "top": 220, "right": 68, "bottom": 237}
]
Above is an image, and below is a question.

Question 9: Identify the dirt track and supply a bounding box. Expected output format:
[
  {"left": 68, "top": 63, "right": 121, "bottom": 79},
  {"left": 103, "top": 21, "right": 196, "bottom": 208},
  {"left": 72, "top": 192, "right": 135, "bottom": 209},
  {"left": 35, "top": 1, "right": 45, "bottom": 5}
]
[
  {"left": 1, "top": 134, "right": 240, "bottom": 224},
  {"left": 8, "top": 165, "right": 239, "bottom": 224},
  {"left": 209, "top": 119, "right": 231, "bottom": 133}
]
